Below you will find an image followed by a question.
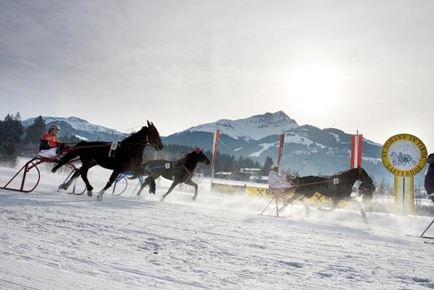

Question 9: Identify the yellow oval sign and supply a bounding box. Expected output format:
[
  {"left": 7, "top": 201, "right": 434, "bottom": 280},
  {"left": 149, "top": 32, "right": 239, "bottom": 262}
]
[{"left": 381, "top": 133, "right": 428, "bottom": 176}]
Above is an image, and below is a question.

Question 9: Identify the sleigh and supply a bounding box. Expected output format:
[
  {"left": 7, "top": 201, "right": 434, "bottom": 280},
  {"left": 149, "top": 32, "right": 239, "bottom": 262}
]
[{"left": 0, "top": 156, "right": 84, "bottom": 194}]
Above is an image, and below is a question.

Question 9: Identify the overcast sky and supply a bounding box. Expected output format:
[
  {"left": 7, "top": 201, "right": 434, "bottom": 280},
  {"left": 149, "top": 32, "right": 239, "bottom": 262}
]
[{"left": 1, "top": 0, "right": 433, "bottom": 151}]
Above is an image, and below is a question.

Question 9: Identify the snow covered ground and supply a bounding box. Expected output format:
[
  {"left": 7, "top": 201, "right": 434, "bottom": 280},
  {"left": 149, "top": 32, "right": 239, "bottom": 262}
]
[{"left": 1, "top": 161, "right": 434, "bottom": 290}]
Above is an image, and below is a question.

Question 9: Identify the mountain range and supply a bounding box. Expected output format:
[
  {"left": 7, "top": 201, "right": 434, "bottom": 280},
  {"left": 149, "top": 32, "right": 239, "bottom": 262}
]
[
  {"left": 22, "top": 116, "right": 125, "bottom": 142},
  {"left": 23, "top": 112, "right": 422, "bottom": 184}
]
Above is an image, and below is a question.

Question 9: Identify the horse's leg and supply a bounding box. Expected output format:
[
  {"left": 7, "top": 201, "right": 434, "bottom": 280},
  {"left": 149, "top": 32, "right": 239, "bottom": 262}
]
[
  {"left": 160, "top": 181, "right": 179, "bottom": 202},
  {"left": 278, "top": 192, "right": 302, "bottom": 213},
  {"left": 137, "top": 175, "right": 157, "bottom": 196},
  {"left": 149, "top": 177, "right": 156, "bottom": 194},
  {"left": 184, "top": 178, "right": 198, "bottom": 201},
  {"left": 352, "top": 199, "right": 368, "bottom": 224},
  {"left": 51, "top": 156, "right": 67, "bottom": 172},
  {"left": 58, "top": 169, "right": 81, "bottom": 191},
  {"left": 136, "top": 176, "right": 147, "bottom": 196},
  {"left": 302, "top": 198, "right": 311, "bottom": 217},
  {"left": 137, "top": 176, "right": 150, "bottom": 196},
  {"left": 79, "top": 165, "right": 94, "bottom": 197},
  {"left": 97, "top": 170, "right": 121, "bottom": 201}
]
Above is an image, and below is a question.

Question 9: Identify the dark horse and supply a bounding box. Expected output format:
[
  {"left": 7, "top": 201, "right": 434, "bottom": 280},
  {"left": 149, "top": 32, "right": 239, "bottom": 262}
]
[
  {"left": 289, "top": 167, "right": 375, "bottom": 207},
  {"left": 136, "top": 148, "right": 210, "bottom": 201},
  {"left": 52, "top": 121, "right": 163, "bottom": 200}
]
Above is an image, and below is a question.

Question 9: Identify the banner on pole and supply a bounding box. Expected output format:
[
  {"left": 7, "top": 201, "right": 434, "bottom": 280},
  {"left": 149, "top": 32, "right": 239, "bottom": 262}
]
[
  {"left": 277, "top": 133, "right": 285, "bottom": 168},
  {"left": 394, "top": 176, "right": 415, "bottom": 214},
  {"left": 211, "top": 129, "right": 221, "bottom": 179},
  {"left": 350, "top": 133, "right": 363, "bottom": 168}
]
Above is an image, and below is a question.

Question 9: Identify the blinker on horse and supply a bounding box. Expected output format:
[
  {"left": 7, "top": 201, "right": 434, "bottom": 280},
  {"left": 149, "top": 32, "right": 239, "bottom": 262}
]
[{"left": 51, "top": 121, "right": 163, "bottom": 200}]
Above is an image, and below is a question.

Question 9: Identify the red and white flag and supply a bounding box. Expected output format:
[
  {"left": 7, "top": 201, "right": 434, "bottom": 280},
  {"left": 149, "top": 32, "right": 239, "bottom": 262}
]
[
  {"left": 211, "top": 129, "right": 221, "bottom": 179},
  {"left": 350, "top": 133, "right": 363, "bottom": 168},
  {"left": 277, "top": 133, "right": 285, "bottom": 168}
]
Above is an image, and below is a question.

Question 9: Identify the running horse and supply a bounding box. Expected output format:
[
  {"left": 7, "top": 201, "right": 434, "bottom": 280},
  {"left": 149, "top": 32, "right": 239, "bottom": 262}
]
[
  {"left": 290, "top": 167, "right": 375, "bottom": 206},
  {"left": 279, "top": 167, "right": 375, "bottom": 219},
  {"left": 136, "top": 147, "right": 210, "bottom": 201},
  {"left": 52, "top": 121, "right": 163, "bottom": 200}
]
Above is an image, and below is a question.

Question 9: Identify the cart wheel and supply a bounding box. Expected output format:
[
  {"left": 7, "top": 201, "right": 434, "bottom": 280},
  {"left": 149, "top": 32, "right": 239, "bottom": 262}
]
[
  {"left": 70, "top": 177, "right": 87, "bottom": 195},
  {"left": 112, "top": 176, "right": 128, "bottom": 196}
]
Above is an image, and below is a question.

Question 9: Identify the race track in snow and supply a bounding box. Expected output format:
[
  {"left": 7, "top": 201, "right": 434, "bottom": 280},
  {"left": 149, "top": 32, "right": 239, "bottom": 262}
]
[{"left": 0, "top": 164, "right": 434, "bottom": 290}]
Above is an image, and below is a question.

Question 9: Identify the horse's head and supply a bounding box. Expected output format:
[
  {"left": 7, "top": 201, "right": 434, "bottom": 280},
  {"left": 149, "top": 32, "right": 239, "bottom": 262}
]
[
  {"left": 194, "top": 147, "right": 210, "bottom": 165},
  {"left": 146, "top": 121, "right": 164, "bottom": 151}
]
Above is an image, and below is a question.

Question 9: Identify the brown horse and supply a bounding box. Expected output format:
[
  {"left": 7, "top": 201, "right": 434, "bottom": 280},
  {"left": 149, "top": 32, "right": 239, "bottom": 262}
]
[
  {"left": 52, "top": 121, "right": 163, "bottom": 200},
  {"left": 291, "top": 167, "right": 375, "bottom": 206},
  {"left": 136, "top": 148, "right": 210, "bottom": 201}
]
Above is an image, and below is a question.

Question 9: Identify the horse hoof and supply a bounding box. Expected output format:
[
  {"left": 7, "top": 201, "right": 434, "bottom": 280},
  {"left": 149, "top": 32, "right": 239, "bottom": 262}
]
[
  {"left": 160, "top": 197, "right": 165, "bottom": 202},
  {"left": 96, "top": 195, "right": 102, "bottom": 201},
  {"left": 87, "top": 191, "right": 93, "bottom": 197}
]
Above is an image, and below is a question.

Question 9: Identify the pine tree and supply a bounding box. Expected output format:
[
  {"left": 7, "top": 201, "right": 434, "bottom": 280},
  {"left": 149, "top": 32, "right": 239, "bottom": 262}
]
[
  {"left": 0, "top": 113, "right": 23, "bottom": 163},
  {"left": 24, "top": 116, "right": 46, "bottom": 145},
  {"left": 261, "top": 156, "right": 274, "bottom": 175}
]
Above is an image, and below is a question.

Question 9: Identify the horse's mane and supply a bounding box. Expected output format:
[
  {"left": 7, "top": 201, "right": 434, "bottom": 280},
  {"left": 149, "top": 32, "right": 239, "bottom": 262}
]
[
  {"left": 175, "top": 151, "right": 197, "bottom": 167},
  {"left": 121, "top": 126, "right": 148, "bottom": 144},
  {"left": 294, "top": 175, "right": 329, "bottom": 185}
]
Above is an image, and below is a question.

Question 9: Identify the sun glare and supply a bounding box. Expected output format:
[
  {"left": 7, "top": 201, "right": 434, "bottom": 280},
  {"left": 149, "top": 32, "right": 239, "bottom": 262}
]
[{"left": 287, "top": 65, "right": 343, "bottom": 114}]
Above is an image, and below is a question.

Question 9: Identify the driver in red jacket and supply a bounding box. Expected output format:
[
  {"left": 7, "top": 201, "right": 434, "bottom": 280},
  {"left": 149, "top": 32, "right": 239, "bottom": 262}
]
[{"left": 39, "top": 124, "right": 66, "bottom": 159}]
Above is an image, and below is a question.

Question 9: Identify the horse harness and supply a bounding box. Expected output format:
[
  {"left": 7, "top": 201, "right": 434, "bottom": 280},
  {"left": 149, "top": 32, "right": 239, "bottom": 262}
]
[
  {"left": 107, "top": 135, "right": 151, "bottom": 158},
  {"left": 143, "top": 161, "right": 193, "bottom": 180}
]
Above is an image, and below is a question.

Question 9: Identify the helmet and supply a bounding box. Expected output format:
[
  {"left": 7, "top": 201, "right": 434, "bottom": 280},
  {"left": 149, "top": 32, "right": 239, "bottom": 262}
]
[
  {"left": 271, "top": 163, "right": 279, "bottom": 169},
  {"left": 48, "top": 124, "right": 60, "bottom": 131}
]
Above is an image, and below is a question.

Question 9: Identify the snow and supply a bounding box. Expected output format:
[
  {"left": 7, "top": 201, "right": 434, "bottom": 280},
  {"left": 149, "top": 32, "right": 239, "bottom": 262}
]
[
  {"left": 185, "top": 111, "right": 298, "bottom": 140},
  {"left": 1, "top": 160, "right": 434, "bottom": 290},
  {"left": 72, "top": 134, "right": 88, "bottom": 141},
  {"left": 329, "top": 132, "right": 341, "bottom": 142},
  {"left": 362, "top": 156, "right": 383, "bottom": 164},
  {"left": 23, "top": 116, "right": 123, "bottom": 135},
  {"left": 284, "top": 135, "right": 327, "bottom": 149},
  {"left": 365, "top": 139, "right": 382, "bottom": 146},
  {"left": 249, "top": 143, "right": 275, "bottom": 157}
]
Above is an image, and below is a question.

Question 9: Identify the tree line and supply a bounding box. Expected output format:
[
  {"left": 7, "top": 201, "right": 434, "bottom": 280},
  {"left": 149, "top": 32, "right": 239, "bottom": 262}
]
[
  {"left": 0, "top": 113, "right": 79, "bottom": 165},
  {"left": 144, "top": 144, "right": 274, "bottom": 180}
]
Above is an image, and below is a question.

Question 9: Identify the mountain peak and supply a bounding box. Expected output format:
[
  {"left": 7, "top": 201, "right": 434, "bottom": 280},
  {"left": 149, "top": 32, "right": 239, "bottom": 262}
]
[
  {"left": 184, "top": 111, "right": 298, "bottom": 140},
  {"left": 24, "top": 116, "right": 115, "bottom": 133}
]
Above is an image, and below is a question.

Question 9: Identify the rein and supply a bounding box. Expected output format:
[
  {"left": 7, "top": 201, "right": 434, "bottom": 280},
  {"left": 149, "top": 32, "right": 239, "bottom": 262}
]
[
  {"left": 182, "top": 165, "right": 193, "bottom": 177},
  {"left": 293, "top": 178, "right": 339, "bottom": 188},
  {"left": 69, "top": 141, "right": 151, "bottom": 150}
]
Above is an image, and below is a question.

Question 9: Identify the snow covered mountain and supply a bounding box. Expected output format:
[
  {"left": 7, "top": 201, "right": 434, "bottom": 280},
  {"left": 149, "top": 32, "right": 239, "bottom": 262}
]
[
  {"left": 23, "top": 116, "right": 126, "bottom": 141},
  {"left": 164, "top": 111, "right": 403, "bottom": 183},
  {"left": 184, "top": 111, "right": 299, "bottom": 140}
]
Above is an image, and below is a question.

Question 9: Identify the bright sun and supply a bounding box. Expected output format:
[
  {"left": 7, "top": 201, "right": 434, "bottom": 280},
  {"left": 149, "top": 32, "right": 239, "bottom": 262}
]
[{"left": 287, "top": 64, "right": 343, "bottom": 114}]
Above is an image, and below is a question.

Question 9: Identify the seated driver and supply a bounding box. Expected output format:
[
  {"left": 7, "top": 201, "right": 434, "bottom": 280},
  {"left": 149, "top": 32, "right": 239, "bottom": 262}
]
[
  {"left": 268, "top": 163, "right": 294, "bottom": 191},
  {"left": 39, "top": 124, "right": 67, "bottom": 159}
]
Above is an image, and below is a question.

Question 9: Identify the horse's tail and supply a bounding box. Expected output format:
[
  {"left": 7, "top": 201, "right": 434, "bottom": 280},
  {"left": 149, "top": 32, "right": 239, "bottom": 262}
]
[{"left": 51, "top": 147, "right": 83, "bottom": 173}]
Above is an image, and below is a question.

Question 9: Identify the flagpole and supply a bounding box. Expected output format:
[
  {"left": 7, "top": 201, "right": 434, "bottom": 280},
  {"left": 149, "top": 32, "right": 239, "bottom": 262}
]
[{"left": 210, "top": 129, "right": 220, "bottom": 186}]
